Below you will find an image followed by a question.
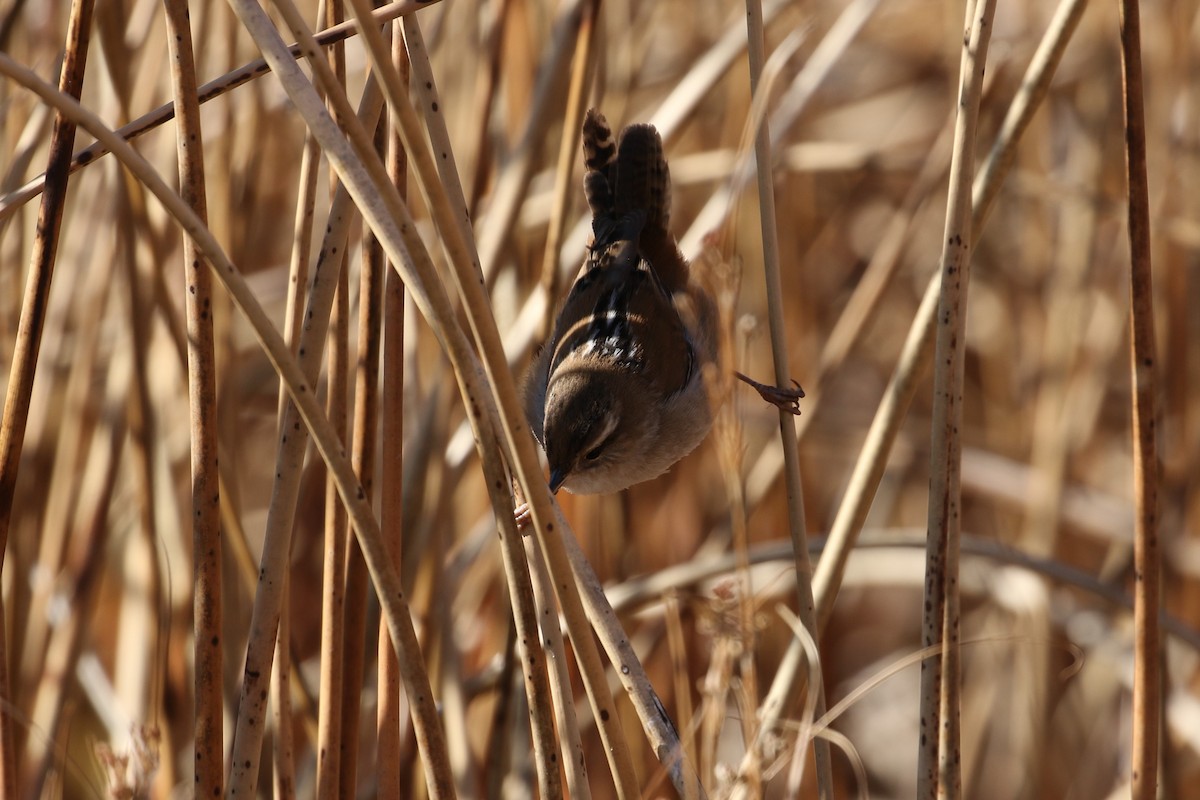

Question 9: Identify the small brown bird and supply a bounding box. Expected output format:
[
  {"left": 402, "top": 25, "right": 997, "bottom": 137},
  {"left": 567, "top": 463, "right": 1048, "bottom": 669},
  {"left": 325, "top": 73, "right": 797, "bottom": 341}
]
[{"left": 524, "top": 109, "right": 801, "bottom": 497}]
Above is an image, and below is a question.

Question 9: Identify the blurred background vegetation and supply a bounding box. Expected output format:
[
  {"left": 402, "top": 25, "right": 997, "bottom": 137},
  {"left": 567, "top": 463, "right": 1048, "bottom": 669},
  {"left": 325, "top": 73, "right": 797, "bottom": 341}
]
[{"left": 0, "top": 0, "right": 1196, "bottom": 797}]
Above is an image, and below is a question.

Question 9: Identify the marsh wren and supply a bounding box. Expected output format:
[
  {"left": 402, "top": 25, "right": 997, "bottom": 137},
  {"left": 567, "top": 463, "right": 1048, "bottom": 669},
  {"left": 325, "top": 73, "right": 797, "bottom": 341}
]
[{"left": 524, "top": 109, "right": 803, "bottom": 498}]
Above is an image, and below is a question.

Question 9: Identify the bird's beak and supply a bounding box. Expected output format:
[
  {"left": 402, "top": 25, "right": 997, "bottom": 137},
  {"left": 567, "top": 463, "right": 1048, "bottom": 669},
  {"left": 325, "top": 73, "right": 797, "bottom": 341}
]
[{"left": 548, "top": 467, "right": 568, "bottom": 494}]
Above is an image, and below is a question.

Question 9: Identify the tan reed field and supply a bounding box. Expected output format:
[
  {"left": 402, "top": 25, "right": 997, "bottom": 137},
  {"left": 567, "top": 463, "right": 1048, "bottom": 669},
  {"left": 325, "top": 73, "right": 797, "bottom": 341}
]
[{"left": 0, "top": 0, "right": 1194, "bottom": 797}]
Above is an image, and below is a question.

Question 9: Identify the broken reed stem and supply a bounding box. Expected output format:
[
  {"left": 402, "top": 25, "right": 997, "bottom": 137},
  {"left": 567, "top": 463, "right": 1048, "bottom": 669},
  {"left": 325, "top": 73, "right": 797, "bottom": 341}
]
[
  {"left": 0, "top": 0, "right": 94, "bottom": 790},
  {"left": 376, "top": 23, "right": 409, "bottom": 799},
  {"left": 162, "top": 1, "right": 223, "bottom": 796},
  {"left": 736, "top": 1, "right": 832, "bottom": 796},
  {"left": 918, "top": 1, "right": 995, "bottom": 798},
  {"left": 1116, "top": 0, "right": 1162, "bottom": 796}
]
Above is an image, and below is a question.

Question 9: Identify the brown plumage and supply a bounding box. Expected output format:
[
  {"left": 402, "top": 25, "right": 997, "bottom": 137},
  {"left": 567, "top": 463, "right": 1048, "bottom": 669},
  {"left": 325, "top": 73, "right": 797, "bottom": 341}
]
[
  {"left": 520, "top": 110, "right": 804, "bottom": 503},
  {"left": 524, "top": 109, "right": 717, "bottom": 494}
]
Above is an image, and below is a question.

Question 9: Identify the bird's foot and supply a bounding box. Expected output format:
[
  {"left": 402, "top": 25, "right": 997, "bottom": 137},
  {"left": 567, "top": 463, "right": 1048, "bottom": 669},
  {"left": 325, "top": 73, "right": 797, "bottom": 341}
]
[{"left": 735, "top": 371, "right": 805, "bottom": 415}]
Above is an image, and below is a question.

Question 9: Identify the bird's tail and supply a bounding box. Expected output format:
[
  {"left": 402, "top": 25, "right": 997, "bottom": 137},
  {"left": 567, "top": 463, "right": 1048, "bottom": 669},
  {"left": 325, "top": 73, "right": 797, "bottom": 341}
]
[
  {"left": 581, "top": 109, "right": 617, "bottom": 217},
  {"left": 614, "top": 123, "right": 671, "bottom": 234}
]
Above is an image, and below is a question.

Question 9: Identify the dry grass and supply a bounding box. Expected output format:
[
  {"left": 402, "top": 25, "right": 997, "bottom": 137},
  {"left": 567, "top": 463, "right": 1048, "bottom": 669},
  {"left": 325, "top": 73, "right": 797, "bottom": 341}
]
[{"left": 0, "top": 0, "right": 1196, "bottom": 798}]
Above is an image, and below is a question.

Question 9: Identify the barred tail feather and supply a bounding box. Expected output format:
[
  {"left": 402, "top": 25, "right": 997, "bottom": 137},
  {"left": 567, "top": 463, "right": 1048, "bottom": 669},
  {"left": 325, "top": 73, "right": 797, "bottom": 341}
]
[
  {"left": 614, "top": 123, "right": 671, "bottom": 233},
  {"left": 582, "top": 109, "right": 616, "bottom": 216}
]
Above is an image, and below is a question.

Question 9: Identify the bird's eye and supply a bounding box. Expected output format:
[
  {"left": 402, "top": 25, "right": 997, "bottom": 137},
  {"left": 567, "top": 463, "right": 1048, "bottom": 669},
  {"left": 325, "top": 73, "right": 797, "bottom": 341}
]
[{"left": 585, "top": 445, "right": 603, "bottom": 461}]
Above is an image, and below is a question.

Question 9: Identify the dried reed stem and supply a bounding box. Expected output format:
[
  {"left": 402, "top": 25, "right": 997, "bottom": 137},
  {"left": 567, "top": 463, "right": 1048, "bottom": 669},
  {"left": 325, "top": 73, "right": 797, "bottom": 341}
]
[
  {"left": 335, "top": 73, "right": 390, "bottom": 800},
  {"left": 376, "top": 25, "right": 409, "bottom": 799},
  {"left": 538, "top": 0, "right": 599, "bottom": 337},
  {"left": 110, "top": 161, "right": 168, "bottom": 799},
  {"left": 235, "top": 0, "right": 605, "bottom": 791},
  {"left": 0, "top": 48, "right": 458, "bottom": 799},
  {"left": 918, "top": 2, "right": 995, "bottom": 798},
  {"left": 523, "top": 530, "right": 588, "bottom": 799},
  {"left": 811, "top": 0, "right": 1088, "bottom": 633},
  {"left": 396, "top": 15, "right": 571, "bottom": 782},
  {"left": 221, "top": 75, "right": 384, "bottom": 794},
  {"left": 0, "top": 0, "right": 94, "bottom": 790},
  {"left": 1117, "top": 0, "right": 1162, "bottom": 796},
  {"left": 162, "top": 1, "right": 222, "bottom": 795},
  {"left": 270, "top": 99, "right": 323, "bottom": 800},
  {"left": 22, "top": 363, "right": 124, "bottom": 797},
  {"left": 316, "top": 4, "right": 351, "bottom": 794},
  {"left": 0, "top": 0, "right": 444, "bottom": 222},
  {"left": 555, "top": 511, "right": 702, "bottom": 797},
  {"left": 739, "top": 1, "right": 831, "bottom": 796},
  {"left": 339, "top": 0, "right": 652, "bottom": 793},
  {"left": 271, "top": 111, "right": 321, "bottom": 800},
  {"left": 400, "top": 15, "right": 476, "bottom": 262},
  {"left": 491, "top": 490, "right": 566, "bottom": 799},
  {"left": 475, "top": 0, "right": 583, "bottom": 278}
]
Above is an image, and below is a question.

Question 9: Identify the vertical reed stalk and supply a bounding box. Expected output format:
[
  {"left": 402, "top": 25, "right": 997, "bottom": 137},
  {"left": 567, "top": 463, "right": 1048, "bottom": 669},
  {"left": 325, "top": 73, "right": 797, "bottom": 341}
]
[
  {"left": 538, "top": 0, "right": 600, "bottom": 337},
  {"left": 741, "top": 0, "right": 832, "bottom": 795},
  {"left": 0, "top": 0, "right": 94, "bottom": 790},
  {"left": 337, "top": 0, "right": 645, "bottom": 793},
  {"left": 376, "top": 24, "right": 409, "bottom": 799},
  {"left": 917, "top": 1, "right": 995, "bottom": 798},
  {"left": 810, "top": 0, "right": 1088, "bottom": 633},
  {"left": 162, "top": 1, "right": 222, "bottom": 795},
  {"left": 222, "top": 77, "right": 385, "bottom": 797},
  {"left": 316, "top": 5, "right": 350, "bottom": 794},
  {"left": 337, "top": 108, "right": 388, "bottom": 800},
  {"left": 1117, "top": 0, "right": 1161, "bottom": 796},
  {"left": 0, "top": 49, "right": 450, "bottom": 798}
]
